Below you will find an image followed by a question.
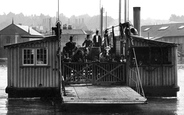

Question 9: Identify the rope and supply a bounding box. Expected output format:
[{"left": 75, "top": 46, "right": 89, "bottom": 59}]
[
  {"left": 119, "top": 22, "right": 145, "bottom": 98},
  {"left": 130, "top": 36, "right": 145, "bottom": 97}
]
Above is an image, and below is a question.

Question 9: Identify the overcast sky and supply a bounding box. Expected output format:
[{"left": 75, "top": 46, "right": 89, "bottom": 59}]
[{"left": 0, "top": 0, "right": 184, "bottom": 20}]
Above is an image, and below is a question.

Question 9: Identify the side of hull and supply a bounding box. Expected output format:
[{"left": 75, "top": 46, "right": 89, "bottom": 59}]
[
  {"left": 132, "top": 86, "right": 179, "bottom": 97},
  {"left": 5, "top": 86, "right": 179, "bottom": 98},
  {"left": 5, "top": 87, "right": 61, "bottom": 98}
]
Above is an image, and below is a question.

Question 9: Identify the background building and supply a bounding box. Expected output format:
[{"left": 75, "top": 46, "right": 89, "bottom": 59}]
[
  {"left": 0, "top": 21, "right": 43, "bottom": 58},
  {"left": 141, "top": 23, "right": 184, "bottom": 63}
]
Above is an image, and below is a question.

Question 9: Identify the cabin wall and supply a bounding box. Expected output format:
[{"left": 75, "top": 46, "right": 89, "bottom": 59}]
[
  {"left": 7, "top": 40, "right": 59, "bottom": 89},
  {"left": 127, "top": 38, "right": 179, "bottom": 96}
]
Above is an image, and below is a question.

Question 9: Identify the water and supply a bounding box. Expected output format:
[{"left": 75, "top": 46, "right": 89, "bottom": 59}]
[{"left": 0, "top": 64, "right": 184, "bottom": 115}]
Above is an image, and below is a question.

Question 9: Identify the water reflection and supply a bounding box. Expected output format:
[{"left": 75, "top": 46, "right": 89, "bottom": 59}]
[{"left": 0, "top": 64, "right": 184, "bottom": 115}]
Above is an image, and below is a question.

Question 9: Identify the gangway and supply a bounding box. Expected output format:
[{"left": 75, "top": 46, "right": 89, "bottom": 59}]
[
  {"left": 62, "top": 85, "right": 146, "bottom": 104},
  {"left": 60, "top": 62, "right": 147, "bottom": 104}
]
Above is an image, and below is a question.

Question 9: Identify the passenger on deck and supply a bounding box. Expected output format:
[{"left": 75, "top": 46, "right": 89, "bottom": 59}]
[
  {"left": 104, "top": 29, "right": 110, "bottom": 47},
  {"left": 82, "top": 34, "right": 92, "bottom": 48},
  {"left": 92, "top": 30, "right": 102, "bottom": 61},
  {"left": 82, "top": 34, "right": 92, "bottom": 55},
  {"left": 65, "top": 36, "right": 76, "bottom": 58},
  {"left": 92, "top": 30, "right": 102, "bottom": 47}
]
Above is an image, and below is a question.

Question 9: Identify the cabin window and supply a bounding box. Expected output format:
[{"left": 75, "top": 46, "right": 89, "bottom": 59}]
[
  {"left": 22, "top": 48, "right": 48, "bottom": 66},
  {"left": 131, "top": 47, "right": 172, "bottom": 66},
  {"left": 131, "top": 47, "right": 149, "bottom": 66},
  {"left": 23, "top": 49, "right": 34, "bottom": 65},
  {"left": 36, "top": 48, "right": 48, "bottom": 65}
]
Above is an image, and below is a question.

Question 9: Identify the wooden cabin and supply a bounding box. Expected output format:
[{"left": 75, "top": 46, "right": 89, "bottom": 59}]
[
  {"left": 5, "top": 36, "right": 60, "bottom": 98},
  {"left": 126, "top": 35, "right": 179, "bottom": 96},
  {"left": 4, "top": 31, "right": 179, "bottom": 98}
]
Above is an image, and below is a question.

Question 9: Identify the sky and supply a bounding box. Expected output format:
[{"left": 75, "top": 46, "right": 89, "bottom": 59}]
[{"left": 0, "top": 0, "right": 184, "bottom": 20}]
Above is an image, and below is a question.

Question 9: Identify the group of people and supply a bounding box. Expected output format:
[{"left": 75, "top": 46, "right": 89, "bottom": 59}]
[
  {"left": 82, "top": 30, "right": 104, "bottom": 48},
  {"left": 63, "top": 30, "right": 111, "bottom": 61}
]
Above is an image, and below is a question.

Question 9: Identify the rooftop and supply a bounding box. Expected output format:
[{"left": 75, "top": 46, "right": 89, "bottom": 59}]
[{"left": 141, "top": 23, "right": 184, "bottom": 39}]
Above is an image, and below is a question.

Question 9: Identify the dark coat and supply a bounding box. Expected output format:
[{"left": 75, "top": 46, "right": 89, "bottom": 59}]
[
  {"left": 82, "top": 39, "right": 92, "bottom": 47},
  {"left": 93, "top": 35, "right": 102, "bottom": 47}
]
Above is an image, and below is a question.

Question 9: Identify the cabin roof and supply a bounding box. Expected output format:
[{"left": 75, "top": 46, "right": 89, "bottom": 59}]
[
  {"left": 62, "top": 29, "right": 86, "bottom": 35},
  {"left": 132, "top": 35, "right": 177, "bottom": 47},
  {"left": 16, "top": 24, "right": 42, "bottom": 36},
  {"left": 4, "top": 35, "right": 57, "bottom": 48},
  {"left": 141, "top": 23, "right": 184, "bottom": 39}
]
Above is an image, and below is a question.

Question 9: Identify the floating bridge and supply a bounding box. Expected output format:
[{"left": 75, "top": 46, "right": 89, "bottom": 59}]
[{"left": 60, "top": 62, "right": 147, "bottom": 104}]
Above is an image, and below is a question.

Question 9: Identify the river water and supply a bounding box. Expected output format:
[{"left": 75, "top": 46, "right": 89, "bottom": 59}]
[{"left": 0, "top": 63, "right": 184, "bottom": 115}]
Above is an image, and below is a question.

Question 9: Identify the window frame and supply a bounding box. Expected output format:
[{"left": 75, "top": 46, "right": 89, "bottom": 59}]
[
  {"left": 22, "top": 48, "right": 35, "bottom": 66},
  {"left": 22, "top": 47, "right": 48, "bottom": 66},
  {"left": 130, "top": 46, "right": 172, "bottom": 66},
  {"left": 36, "top": 48, "right": 48, "bottom": 66}
]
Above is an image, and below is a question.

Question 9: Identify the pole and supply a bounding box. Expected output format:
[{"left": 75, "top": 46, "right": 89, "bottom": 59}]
[
  {"left": 119, "top": 0, "right": 121, "bottom": 24},
  {"left": 58, "top": 22, "right": 62, "bottom": 96},
  {"left": 106, "top": 12, "right": 107, "bottom": 29},
  {"left": 100, "top": 7, "right": 103, "bottom": 37},
  {"left": 58, "top": 0, "right": 59, "bottom": 20},
  {"left": 124, "top": 0, "right": 129, "bottom": 22},
  {"left": 57, "top": 0, "right": 64, "bottom": 97},
  {"left": 99, "top": 0, "right": 101, "bottom": 30}
]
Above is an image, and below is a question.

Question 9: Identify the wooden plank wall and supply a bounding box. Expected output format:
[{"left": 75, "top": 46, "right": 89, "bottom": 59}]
[
  {"left": 127, "top": 38, "right": 178, "bottom": 87},
  {"left": 7, "top": 40, "right": 59, "bottom": 88},
  {"left": 128, "top": 65, "right": 177, "bottom": 87}
]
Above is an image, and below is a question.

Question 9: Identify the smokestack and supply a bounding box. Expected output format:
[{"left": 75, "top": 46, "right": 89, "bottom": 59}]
[{"left": 133, "top": 7, "right": 141, "bottom": 36}]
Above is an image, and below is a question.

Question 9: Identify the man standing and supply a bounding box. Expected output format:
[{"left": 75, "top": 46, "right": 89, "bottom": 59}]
[
  {"left": 93, "top": 30, "right": 102, "bottom": 47},
  {"left": 65, "top": 36, "right": 76, "bottom": 57},
  {"left": 91, "top": 30, "right": 102, "bottom": 61}
]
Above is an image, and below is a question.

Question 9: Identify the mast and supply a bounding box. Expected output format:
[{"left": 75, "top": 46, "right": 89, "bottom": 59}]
[
  {"left": 119, "top": 0, "right": 121, "bottom": 24},
  {"left": 57, "top": 0, "right": 62, "bottom": 96},
  {"left": 100, "top": 7, "right": 103, "bottom": 37},
  {"left": 124, "top": 0, "right": 129, "bottom": 22},
  {"left": 58, "top": 0, "right": 59, "bottom": 21},
  {"left": 105, "top": 12, "right": 107, "bottom": 29}
]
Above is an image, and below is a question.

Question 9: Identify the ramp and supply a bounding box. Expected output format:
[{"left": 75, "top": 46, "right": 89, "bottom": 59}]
[{"left": 62, "top": 85, "right": 147, "bottom": 104}]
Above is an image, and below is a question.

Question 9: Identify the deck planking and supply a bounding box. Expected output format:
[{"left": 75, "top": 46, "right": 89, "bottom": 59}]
[{"left": 62, "top": 85, "right": 147, "bottom": 104}]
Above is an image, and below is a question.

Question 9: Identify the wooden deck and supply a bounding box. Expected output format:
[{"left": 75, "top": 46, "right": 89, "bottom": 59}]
[{"left": 62, "top": 85, "right": 147, "bottom": 104}]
